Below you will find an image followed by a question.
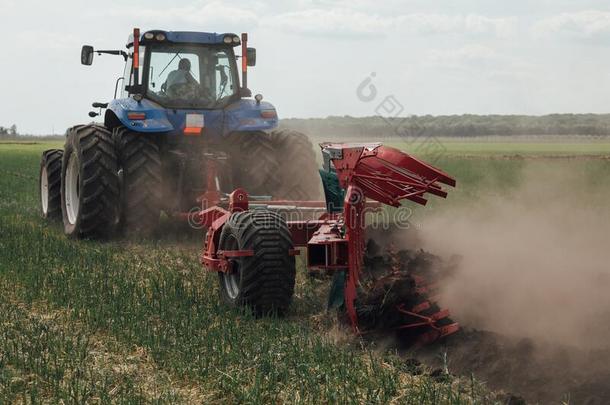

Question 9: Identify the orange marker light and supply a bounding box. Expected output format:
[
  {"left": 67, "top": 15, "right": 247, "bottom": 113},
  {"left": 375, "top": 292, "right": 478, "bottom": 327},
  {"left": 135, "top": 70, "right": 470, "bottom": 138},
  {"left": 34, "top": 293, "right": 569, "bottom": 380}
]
[
  {"left": 260, "top": 110, "right": 277, "bottom": 119},
  {"left": 184, "top": 127, "right": 202, "bottom": 136},
  {"left": 127, "top": 112, "right": 146, "bottom": 120}
]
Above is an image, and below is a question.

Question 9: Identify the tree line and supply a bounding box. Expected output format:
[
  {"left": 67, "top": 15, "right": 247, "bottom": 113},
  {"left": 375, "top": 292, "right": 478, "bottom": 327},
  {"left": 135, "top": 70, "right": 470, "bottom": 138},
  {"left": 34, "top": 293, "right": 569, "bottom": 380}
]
[
  {"left": 4, "top": 114, "right": 610, "bottom": 139},
  {"left": 281, "top": 114, "right": 610, "bottom": 138},
  {"left": 0, "top": 125, "right": 18, "bottom": 137}
]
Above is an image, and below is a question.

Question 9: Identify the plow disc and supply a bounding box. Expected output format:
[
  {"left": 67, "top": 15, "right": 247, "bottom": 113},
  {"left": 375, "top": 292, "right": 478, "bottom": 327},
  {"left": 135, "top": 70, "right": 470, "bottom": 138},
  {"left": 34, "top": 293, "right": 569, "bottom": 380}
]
[{"left": 356, "top": 241, "right": 460, "bottom": 346}]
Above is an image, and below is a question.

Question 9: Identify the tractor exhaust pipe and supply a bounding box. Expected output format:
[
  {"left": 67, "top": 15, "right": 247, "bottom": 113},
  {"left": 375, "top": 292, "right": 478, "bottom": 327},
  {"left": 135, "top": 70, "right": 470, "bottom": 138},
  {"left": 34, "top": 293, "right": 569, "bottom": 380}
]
[
  {"left": 133, "top": 28, "right": 140, "bottom": 87},
  {"left": 241, "top": 33, "right": 248, "bottom": 90}
]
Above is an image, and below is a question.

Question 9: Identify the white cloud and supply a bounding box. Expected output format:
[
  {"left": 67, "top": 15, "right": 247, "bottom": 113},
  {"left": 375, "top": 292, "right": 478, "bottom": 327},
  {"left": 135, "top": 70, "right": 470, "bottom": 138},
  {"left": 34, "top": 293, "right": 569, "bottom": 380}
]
[
  {"left": 98, "top": 1, "right": 260, "bottom": 32},
  {"left": 424, "top": 44, "right": 535, "bottom": 80},
  {"left": 264, "top": 9, "right": 387, "bottom": 38},
  {"left": 463, "top": 14, "right": 516, "bottom": 37},
  {"left": 0, "top": 0, "right": 17, "bottom": 13},
  {"left": 92, "top": 2, "right": 517, "bottom": 40},
  {"left": 426, "top": 45, "right": 500, "bottom": 68},
  {"left": 534, "top": 10, "right": 610, "bottom": 40},
  {"left": 17, "top": 30, "right": 80, "bottom": 50},
  {"left": 265, "top": 10, "right": 517, "bottom": 39},
  {"left": 398, "top": 13, "right": 516, "bottom": 37}
]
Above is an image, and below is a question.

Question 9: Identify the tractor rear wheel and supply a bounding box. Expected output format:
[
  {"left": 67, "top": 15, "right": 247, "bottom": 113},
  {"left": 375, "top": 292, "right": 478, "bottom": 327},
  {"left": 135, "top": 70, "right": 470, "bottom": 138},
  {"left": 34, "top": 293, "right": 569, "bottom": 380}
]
[
  {"left": 61, "top": 125, "right": 119, "bottom": 238},
  {"left": 224, "top": 130, "right": 320, "bottom": 200},
  {"left": 269, "top": 129, "right": 321, "bottom": 200},
  {"left": 218, "top": 209, "right": 296, "bottom": 315},
  {"left": 224, "top": 131, "right": 281, "bottom": 196},
  {"left": 39, "top": 149, "right": 63, "bottom": 219},
  {"left": 114, "top": 127, "right": 162, "bottom": 237}
]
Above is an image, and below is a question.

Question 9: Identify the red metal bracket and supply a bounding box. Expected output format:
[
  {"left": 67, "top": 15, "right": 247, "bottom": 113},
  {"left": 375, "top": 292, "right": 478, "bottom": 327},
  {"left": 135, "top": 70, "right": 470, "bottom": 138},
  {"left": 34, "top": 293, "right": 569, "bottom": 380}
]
[
  {"left": 229, "top": 188, "right": 249, "bottom": 212},
  {"left": 394, "top": 304, "right": 460, "bottom": 345},
  {"left": 218, "top": 249, "right": 254, "bottom": 258}
]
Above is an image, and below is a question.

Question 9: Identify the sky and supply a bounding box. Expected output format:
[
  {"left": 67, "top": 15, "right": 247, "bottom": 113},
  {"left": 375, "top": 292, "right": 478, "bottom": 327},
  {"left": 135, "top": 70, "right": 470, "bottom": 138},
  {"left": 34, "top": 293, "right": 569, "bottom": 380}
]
[{"left": 1, "top": 0, "right": 610, "bottom": 134}]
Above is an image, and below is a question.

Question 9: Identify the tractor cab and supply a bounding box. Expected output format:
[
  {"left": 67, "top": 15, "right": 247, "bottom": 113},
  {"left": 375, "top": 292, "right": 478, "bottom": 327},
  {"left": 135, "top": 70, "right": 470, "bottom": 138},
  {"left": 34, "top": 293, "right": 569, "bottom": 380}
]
[
  {"left": 144, "top": 43, "right": 238, "bottom": 108},
  {"left": 81, "top": 29, "right": 271, "bottom": 139},
  {"left": 121, "top": 31, "right": 247, "bottom": 109}
]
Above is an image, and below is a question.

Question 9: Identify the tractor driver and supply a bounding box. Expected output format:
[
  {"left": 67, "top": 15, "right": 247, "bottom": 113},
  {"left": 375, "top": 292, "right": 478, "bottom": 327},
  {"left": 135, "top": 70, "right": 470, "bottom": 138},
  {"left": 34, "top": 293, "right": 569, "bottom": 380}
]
[{"left": 163, "top": 58, "right": 199, "bottom": 99}]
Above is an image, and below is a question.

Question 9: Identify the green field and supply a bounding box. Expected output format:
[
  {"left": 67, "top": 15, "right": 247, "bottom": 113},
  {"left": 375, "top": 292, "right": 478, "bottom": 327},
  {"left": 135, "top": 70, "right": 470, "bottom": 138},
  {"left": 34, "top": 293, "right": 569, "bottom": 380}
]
[
  {"left": 1, "top": 139, "right": 608, "bottom": 403},
  {"left": 389, "top": 137, "right": 610, "bottom": 157}
]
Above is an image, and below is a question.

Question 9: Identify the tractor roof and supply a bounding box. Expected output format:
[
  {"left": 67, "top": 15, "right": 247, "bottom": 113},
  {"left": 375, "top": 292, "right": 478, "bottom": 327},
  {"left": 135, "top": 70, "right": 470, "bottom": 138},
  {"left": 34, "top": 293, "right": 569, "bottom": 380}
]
[{"left": 126, "top": 30, "right": 240, "bottom": 47}]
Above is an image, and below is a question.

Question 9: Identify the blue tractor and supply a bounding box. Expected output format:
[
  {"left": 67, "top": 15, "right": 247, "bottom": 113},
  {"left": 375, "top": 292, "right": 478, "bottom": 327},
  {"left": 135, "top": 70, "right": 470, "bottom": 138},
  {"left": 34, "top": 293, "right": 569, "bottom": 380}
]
[{"left": 39, "top": 28, "right": 319, "bottom": 238}]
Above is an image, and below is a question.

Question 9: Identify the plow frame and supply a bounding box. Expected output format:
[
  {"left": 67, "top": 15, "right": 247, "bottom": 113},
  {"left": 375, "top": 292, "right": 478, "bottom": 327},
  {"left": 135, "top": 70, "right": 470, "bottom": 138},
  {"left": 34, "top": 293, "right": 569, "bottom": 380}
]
[{"left": 188, "top": 143, "right": 459, "bottom": 344}]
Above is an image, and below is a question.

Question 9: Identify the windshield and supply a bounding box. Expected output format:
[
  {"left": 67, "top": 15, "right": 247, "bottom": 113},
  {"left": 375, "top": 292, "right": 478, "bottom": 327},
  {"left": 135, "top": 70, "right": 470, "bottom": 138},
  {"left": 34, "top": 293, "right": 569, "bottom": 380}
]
[{"left": 145, "top": 44, "right": 239, "bottom": 108}]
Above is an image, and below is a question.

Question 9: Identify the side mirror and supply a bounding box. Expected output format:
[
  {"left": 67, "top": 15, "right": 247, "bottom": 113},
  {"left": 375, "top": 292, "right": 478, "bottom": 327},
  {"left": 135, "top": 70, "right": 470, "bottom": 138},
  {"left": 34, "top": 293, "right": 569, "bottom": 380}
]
[
  {"left": 247, "top": 47, "right": 256, "bottom": 66},
  {"left": 81, "top": 45, "right": 94, "bottom": 65}
]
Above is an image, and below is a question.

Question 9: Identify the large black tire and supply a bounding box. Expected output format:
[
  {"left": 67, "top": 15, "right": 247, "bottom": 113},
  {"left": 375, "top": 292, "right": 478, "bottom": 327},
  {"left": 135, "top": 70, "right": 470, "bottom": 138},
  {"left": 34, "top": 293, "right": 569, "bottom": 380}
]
[
  {"left": 224, "top": 130, "right": 320, "bottom": 200},
  {"left": 223, "top": 131, "right": 281, "bottom": 196},
  {"left": 39, "top": 149, "right": 63, "bottom": 219},
  {"left": 269, "top": 129, "right": 321, "bottom": 200},
  {"left": 114, "top": 127, "right": 162, "bottom": 236},
  {"left": 61, "top": 125, "right": 120, "bottom": 239},
  {"left": 218, "top": 209, "right": 296, "bottom": 315}
]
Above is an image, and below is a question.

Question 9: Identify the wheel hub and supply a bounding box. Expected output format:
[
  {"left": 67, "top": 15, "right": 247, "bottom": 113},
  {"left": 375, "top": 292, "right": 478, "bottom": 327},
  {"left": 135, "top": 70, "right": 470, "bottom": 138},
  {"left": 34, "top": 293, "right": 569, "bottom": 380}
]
[
  {"left": 40, "top": 166, "right": 49, "bottom": 214},
  {"left": 224, "top": 260, "right": 241, "bottom": 299},
  {"left": 65, "top": 153, "right": 80, "bottom": 225}
]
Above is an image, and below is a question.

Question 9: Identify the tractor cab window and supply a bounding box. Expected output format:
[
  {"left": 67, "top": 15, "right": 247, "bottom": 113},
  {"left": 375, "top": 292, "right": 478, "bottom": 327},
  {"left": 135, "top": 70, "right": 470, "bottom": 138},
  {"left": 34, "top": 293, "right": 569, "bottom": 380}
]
[
  {"left": 145, "top": 44, "right": 238, "bottom": 108},
  {"left": 213, "top": 50, "right": 236, "bottom": 102}
]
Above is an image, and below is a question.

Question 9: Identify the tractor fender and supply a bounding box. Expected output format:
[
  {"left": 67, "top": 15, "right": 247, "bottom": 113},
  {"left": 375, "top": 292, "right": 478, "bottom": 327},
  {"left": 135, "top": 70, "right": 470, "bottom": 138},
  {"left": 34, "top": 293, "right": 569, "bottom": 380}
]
[
  {"left": 106, "top": 98, "right": 174, "bottom": 133},
  {"left": 224, "top": 99, "right": 279, "bottom": 133}
]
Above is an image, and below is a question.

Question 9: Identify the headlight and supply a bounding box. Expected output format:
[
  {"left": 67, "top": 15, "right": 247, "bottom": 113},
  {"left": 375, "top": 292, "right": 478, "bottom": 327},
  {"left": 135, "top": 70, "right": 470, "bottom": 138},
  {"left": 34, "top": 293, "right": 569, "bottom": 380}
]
[
  {"left": 144, "top": 32, "right": 154, "bottom": 40},
  {"left": 232, "top": 35, "right": 240, "bottom": 44},
  {"left": 155, "top": 33, "right": 166, "bottom": 41},
  {"left": 223, "top": 36, "right": 233, "bottom": 44}
]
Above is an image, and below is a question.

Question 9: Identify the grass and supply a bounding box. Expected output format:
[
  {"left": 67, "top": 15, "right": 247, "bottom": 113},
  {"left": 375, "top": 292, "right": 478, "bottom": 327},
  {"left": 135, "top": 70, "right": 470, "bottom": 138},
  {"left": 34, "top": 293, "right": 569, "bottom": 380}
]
[{"left": 0, "top": 140, "right": 504, "bottom": 403}]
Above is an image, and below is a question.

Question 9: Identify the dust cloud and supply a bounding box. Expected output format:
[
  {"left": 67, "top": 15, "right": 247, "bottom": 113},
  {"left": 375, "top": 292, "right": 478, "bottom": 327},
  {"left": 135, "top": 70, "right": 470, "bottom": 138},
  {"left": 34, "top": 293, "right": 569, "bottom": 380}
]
[
  {"left": 402, "top": 161, "right": 610, "bottom": 403},
  {"left": 417, "top": 161, "right": 610, "bottom": 350}
]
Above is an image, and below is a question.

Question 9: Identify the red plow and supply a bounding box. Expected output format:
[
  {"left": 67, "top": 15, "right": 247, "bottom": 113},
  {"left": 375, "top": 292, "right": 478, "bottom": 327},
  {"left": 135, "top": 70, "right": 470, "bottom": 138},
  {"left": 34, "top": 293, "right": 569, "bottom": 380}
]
[{"left": 194, "top": 142, "right": 459, "bottom": 346}]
